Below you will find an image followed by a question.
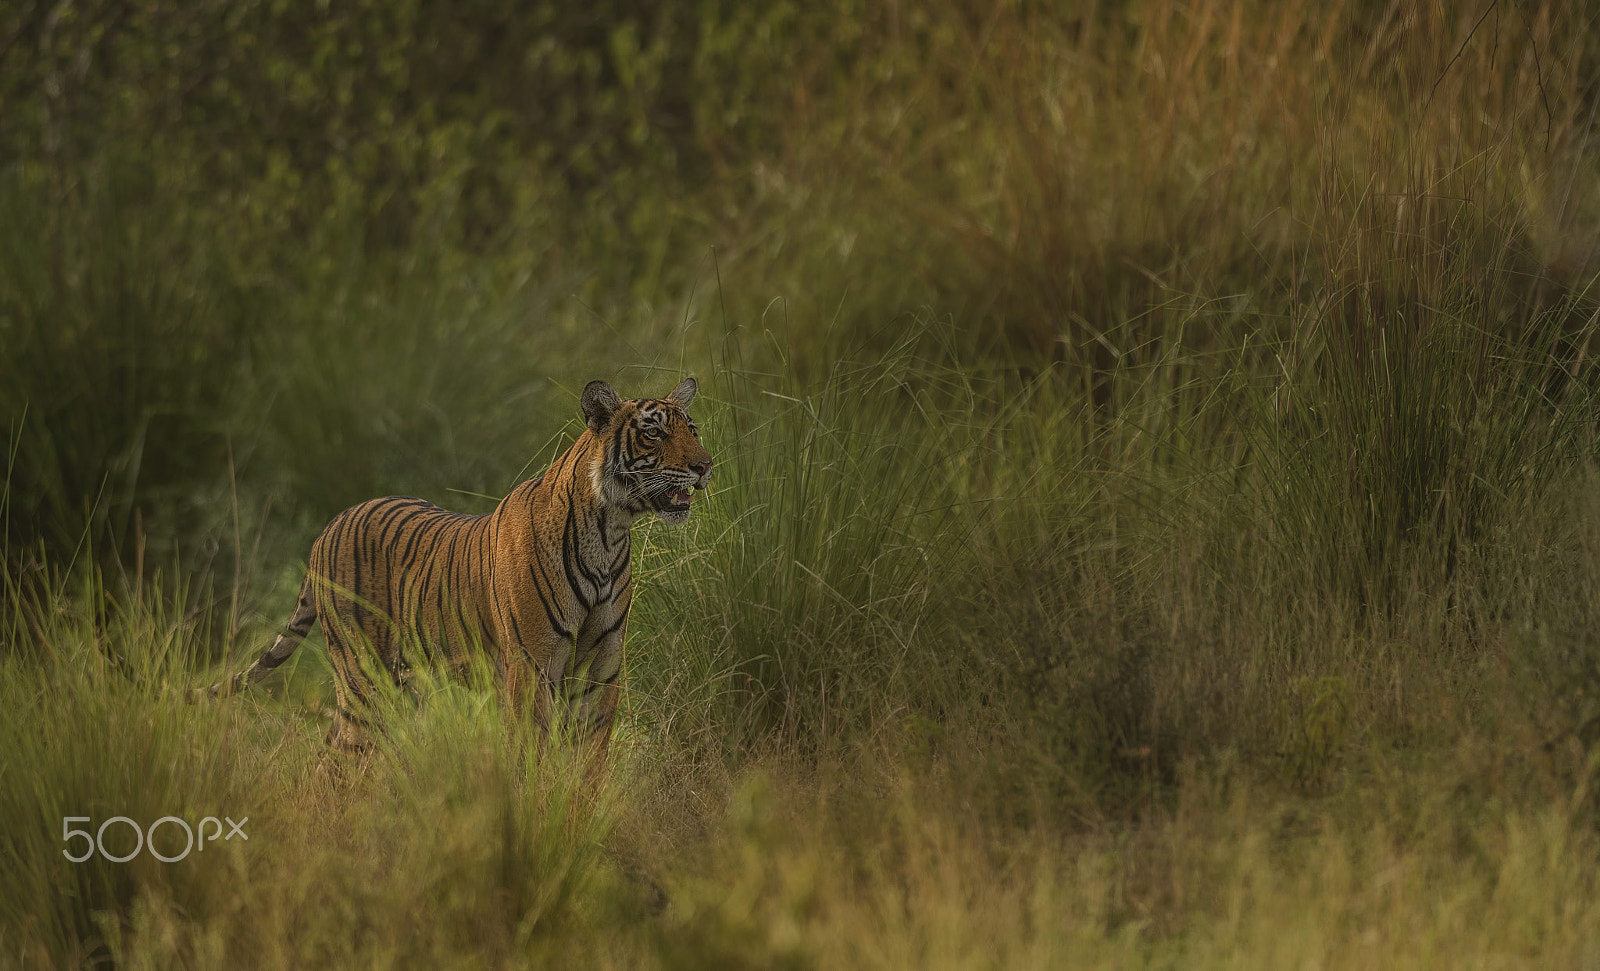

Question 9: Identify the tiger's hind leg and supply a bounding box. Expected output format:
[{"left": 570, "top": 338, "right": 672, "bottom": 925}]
[
  {"left": 313, "top": 710, "right": 378, "bottom": 788},
  {"left": 324, "top": 704, "right": 378, "bottom": 756},
  {"left": 318, "top": 607, "right": 388, "bottom": 780},
  {"left": 314, "top": 695, "right": 382, "bottom": 789}
]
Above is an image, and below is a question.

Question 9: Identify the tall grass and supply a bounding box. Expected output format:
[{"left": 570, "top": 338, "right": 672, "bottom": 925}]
[
  {"left": 0, "top": 565, "right": 267, "bottom": 966},
  {"left": 0, "top": 165, "right": 256, "bottom": 568},
  {"left": 0, "top": 566, "right": 631, "bottom": 967},
  {"left": 6, "top": 295, "right": 1600, "bottom": 963},
  {"left": 620, "top": 281, "right": 1594, "bottom": 809},
  {"left": 632, "top": 334, "right": 985, "bottom": 749}
]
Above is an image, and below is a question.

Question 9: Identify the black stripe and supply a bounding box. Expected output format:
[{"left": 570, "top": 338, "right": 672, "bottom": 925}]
[
  {"left": 409, "top": 516, "right": 454, "bottom": 665},
  {"left": 392, "top": 505, "right": 440, "bottom": 578},
  {"left": 259, "top": 634, "right": 296, "bottom": 666},
  {"left": 473, "top": 518, "right": 495, "bottom": 636},
  {"left": 594, "top": 608, "right": 628, "bottom": 643},
  {"left": 387, "top": 505, "right": 439, "bottom": 637},
  {"left": 504, "top": 604, "right": 526, "bottom": 649},
  {"left": 341, "top": 510, "right": 367, "bottom": 634},
  {"left": 577, "top": 667, "right": 622, "bottom": 699},
  {"left": 610, "top": 421, "right": 629, "bottom": 469},
  {"left": 528, "top": 555, "right": 573, "bottom": 641},
  {"left": 566, "top": 473, "right": 608, "bottom": 598},
  {"left": 435, "top": 521, "right": 467, "bottom": 649},
  {"left": 561, "top": 495, "right": 593, "bottom": 611},
  {"left": 370, "top": 499, "right": 423, "bottom": 555},
  {"left": 328, "top": 629, "right": 371, "bottom": 706}
]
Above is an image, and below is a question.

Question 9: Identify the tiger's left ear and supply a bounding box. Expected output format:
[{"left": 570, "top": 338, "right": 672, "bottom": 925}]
[
  {"left": 667, "top": 377, "right": 697, "bottom": 408},
  {"left": 582, "top": 380, "right": 622, "bottom": 432}
]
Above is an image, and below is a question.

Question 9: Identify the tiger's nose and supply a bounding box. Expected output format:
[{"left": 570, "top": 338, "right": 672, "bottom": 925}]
[{"left": 691, "top": 458, "right": 713, "bottom": 478}]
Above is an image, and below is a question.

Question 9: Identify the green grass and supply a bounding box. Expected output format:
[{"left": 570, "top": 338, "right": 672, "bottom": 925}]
[
  {"left": 10, "top": 314, "right": 1600, "bottom": 965},
  {"left": 7, "top": 0, "right": 1600, "bottom": 966}
]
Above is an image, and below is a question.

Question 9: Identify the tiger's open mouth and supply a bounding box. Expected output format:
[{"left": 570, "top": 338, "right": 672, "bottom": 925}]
[{"left": 653, "top": 487, "right": 695, "bottom": 513}]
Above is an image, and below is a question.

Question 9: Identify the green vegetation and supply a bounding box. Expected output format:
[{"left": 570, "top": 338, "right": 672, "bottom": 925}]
[{"left": 6, "top": 0, "right": 1600, "bottom": 965}]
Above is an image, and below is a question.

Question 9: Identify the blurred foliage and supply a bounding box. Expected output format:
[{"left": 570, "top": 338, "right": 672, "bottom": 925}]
[
  {"left": 1, "top": 0, "right": 1598, "bottom": 645},
  {"left": 0, "top": 163, "right": 255, "bottom": 568},
  {"left": 0, "top": 0, "right": 862, "bottom": 282}
]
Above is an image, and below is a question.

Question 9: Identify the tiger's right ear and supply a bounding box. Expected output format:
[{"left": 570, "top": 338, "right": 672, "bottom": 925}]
[
  {"left": 581, "top": 380, "right": 621, "bottom": 432},
  {"left": 667, "top": 377, "right": 698, "bottom": 408}
]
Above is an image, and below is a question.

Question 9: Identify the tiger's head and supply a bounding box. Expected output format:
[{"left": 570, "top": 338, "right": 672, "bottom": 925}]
[{"left": 582, "top": 377, "right": 713, "bottom": 524}]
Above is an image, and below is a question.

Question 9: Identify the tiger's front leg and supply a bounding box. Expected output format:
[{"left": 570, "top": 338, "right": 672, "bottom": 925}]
[
  {"left": 569, "top": 597, "right": 630, "bottom": 783},
  {"left": 498, "top": 634, "right": 561, "bottom": 774}
]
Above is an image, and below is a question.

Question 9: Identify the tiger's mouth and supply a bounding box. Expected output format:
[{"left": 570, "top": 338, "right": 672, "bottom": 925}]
[{"left": 652, "top": 487, "right": 695, "bottom": 513}]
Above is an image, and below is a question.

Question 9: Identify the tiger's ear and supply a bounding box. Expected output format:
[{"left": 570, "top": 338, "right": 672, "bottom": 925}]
[
  {"left": 581, "top": 380, "right": 621, "bottom": 432},
  {"left": 667, "top": 377, "right": 697, "bottom": 409}
]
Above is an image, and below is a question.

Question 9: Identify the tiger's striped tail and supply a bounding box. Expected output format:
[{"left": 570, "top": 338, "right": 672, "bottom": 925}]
[{"left": 189, "top": 575, "right": 318, "bottom": 702}]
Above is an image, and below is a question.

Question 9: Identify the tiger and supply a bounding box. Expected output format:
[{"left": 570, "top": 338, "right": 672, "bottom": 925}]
[{"left": 195, "top": 377, "right": 713, "bottom": 768}]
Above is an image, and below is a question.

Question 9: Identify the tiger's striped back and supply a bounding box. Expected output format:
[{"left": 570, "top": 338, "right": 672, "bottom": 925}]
[{"left": 312, "top": 497, "right": 497, "bottom": 718}]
